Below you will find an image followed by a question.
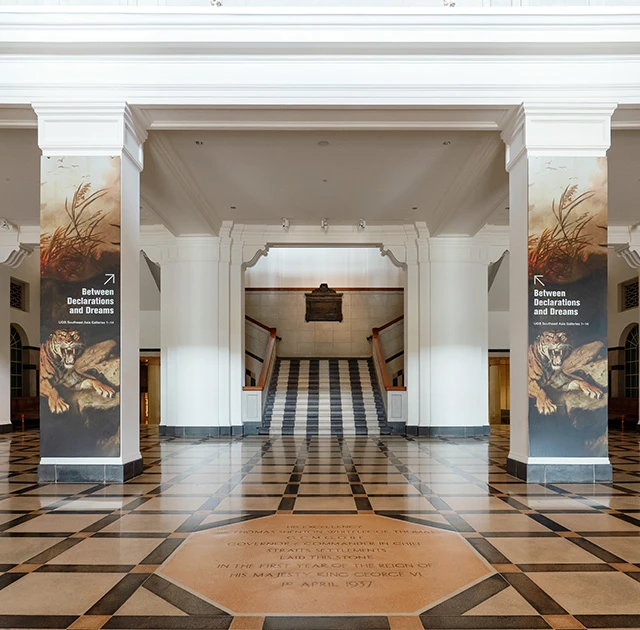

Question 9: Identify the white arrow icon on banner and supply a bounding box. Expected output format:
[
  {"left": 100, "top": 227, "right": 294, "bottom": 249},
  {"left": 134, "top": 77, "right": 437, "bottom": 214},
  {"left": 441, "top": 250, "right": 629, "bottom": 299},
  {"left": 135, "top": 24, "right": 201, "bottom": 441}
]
[
  {"left": 533, "top": 275, "right": 545, "bottom": 287},
  {"left": 104, "top": 274, "right": 116, "bottom": 285}
]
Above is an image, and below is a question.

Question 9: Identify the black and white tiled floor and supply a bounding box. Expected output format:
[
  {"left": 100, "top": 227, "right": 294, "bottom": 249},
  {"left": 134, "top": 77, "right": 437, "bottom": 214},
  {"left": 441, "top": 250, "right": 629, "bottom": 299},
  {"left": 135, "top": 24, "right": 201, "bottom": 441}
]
[
  {"left": 262, "top": 358, "right": 387, "bottom": 436},
  {"left": 0, "top": 427, "right": 640, "bottom": 629}
]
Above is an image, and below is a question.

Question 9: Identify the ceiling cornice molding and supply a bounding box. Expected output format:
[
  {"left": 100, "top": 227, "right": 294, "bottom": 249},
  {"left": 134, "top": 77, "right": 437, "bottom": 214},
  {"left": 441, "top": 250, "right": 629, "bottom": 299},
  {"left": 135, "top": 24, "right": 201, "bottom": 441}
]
[
  {"left": 429, "top": 133, "right": 505, "bottom": 236},
  {"left": 146, "top": 133, "right": 221, "bottom": 234},
  {"left": 467, "top": 189, "right": 510, "bottom": 238},
  {"left": 4, "top": 8, "right": 640, "bottom": 56},
  {"left": 232, "top": 223, "right": 414, "bottom": 248},
  {"left": 608, "top": 225, "right": 631, "bottom": 244},
  {"left": 3, "top": 82, "right": 640, "bottom": 108},
  {"left": 140, "top": 224, "right": 174, "bottom": 263},
  {"left": 140, "top": 191, "right": 181, "bottom": 237}
]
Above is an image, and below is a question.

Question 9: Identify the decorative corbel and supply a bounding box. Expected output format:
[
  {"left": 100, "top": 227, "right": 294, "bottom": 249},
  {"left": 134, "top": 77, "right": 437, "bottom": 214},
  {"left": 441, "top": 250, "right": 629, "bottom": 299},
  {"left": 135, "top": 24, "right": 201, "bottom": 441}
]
[
  {"left": 615, "top": 244, "right": 640, "bottom": 270},
  {"left": 379, "top": 245, "right": 407, "bottom": 270},
  {"left": 0, "top": 244, "right": 34, "bottom": 269},
  {"left": 243, "top": 245, "right": 269, "bottom": 270}
]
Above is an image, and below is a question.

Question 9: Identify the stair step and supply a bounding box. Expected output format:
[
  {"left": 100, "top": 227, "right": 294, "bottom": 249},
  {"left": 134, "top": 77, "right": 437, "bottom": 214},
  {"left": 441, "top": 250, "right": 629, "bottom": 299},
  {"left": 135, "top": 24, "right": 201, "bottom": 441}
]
[{"left": 261, "top": 357, "right": 389, "bottom": 437}]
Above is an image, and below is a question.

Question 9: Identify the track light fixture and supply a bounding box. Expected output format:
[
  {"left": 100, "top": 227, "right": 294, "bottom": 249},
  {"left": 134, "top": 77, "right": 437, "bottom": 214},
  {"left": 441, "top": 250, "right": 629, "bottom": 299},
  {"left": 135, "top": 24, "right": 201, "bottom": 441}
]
[
  {"left": 282, "top": 218, "right": 290, "bottom": 231},
  {"left": 358, "top": 218, "right": 366, "bottom": 231},
  {"left": 321, "top": 218, "right": 329, "bottom": 232}
]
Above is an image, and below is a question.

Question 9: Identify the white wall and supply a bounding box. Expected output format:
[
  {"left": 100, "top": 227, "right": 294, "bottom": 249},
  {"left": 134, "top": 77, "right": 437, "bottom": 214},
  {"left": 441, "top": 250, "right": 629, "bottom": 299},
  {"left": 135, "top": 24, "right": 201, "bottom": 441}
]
[
  {"left": 0, "top": 266, "right": 10, "bottom": 428},
  {"left": 140, "top": 253, "right": 161, "bottom": 349},
  {"left": 9, "top": 250, "right": 40, "bottom": 347},
  {"left": 429, "top": 245, "right": 489, "bottom": 428},
  {"left": 245, "top": 247, "right": 404, "bottom": 357},
  {"left": 488, "top": 252, "right": 510, "bottom": 350},
  {"left": 140, "top": 311, "right": 161, "bottom": 350},
  {"left": 246, "top": 290, "right": 403, "bottom": 357},
  {"left": 608, "top": 249, "right": 639, "bottom": 347},
  {"left": 489, "top": 311, "right": 510, "bottom": 350},
  {"left": 246, "top": 247, "right": 403, "bottom": 289}
]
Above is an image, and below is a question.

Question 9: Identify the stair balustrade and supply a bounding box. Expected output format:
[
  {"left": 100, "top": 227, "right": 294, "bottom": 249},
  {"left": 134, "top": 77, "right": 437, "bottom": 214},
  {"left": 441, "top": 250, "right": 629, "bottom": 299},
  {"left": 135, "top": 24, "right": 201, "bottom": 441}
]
[
  {"left": 242, "top": 316, "right": 279, "bottom": 426},
  {"left": 371, "top": 316, "right": 408, "bottom": 428}
]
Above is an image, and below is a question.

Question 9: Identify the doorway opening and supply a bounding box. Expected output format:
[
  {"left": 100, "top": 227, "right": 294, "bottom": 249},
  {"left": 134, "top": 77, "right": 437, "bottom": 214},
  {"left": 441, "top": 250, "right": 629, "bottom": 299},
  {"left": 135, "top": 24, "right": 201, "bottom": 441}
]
[{"left": 242, "top": 246, "right": 406, "bottom": 435}]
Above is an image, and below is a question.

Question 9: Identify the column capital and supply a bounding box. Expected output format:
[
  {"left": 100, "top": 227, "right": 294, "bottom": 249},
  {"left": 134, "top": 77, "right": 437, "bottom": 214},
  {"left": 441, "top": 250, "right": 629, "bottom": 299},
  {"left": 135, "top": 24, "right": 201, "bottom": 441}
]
[
  {"left": 33, "top": 102, "right": 147, "bottom": 169},
  {"left": 501, "top": 102, "right": 617, "bottom": 171},
  {"left": 159, "top": 235, "right": 221, "bottom": 265},
  {"left": 475, "top": 225, "right": 510, "bottom": 264},
  {"left": 429, "top": 235, "right": 493, "bottom": 265}
]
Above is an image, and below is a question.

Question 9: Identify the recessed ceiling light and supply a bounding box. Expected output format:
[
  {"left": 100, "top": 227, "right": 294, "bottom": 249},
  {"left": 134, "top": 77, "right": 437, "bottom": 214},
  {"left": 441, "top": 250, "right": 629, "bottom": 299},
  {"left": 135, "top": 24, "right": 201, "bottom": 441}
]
[
  {"left": 412, "top": 206, "right": 418, "bottom": 210},
  {"left": 230, "top": 206, "right": 237, "bottom": 210},
  {"left": 442, "top": 140, "right": 451, "bottom": 146},
  {"left": 195, "top": 140, "right": 204, "bottom": 146},
  {"left": 317, "top": 140, "right": 330, "bottom": 147}
]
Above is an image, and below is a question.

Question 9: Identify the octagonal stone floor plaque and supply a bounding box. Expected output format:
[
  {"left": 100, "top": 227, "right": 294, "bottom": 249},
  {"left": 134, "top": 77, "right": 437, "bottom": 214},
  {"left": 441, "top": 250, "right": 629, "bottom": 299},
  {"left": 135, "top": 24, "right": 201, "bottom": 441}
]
[{"left": 159, "top": 514, "right": 494, "bottom": 615}]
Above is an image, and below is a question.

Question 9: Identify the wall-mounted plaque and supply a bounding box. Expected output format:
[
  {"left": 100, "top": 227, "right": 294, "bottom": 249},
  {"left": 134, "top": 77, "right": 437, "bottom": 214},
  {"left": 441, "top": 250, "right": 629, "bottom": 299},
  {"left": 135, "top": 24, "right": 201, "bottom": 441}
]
[{"left": 305, "top": 283, "right": 343, "bottom": 322}]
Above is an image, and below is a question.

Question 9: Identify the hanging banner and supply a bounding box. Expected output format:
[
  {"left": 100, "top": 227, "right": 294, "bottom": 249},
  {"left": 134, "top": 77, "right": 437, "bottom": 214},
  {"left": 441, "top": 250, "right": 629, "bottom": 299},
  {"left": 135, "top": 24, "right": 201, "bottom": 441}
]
[
  {"left": 40, "top": 156, "right": 121, "bottom": 457},
  {"left": 528, "top": 157, "right": 608, "bottom": 458}
]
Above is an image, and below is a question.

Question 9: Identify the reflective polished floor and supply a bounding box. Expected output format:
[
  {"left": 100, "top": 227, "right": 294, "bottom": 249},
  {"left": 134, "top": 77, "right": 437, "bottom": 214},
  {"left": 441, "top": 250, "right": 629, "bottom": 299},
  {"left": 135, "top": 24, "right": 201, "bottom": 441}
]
[{"left": 1, "top": 426, "right": 640, "bottom": 630}]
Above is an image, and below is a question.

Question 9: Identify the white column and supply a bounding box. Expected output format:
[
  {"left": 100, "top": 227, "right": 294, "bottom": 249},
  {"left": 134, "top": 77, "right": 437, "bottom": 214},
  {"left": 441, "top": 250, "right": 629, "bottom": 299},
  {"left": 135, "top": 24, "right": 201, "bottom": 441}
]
[
  {"left": 404, "top": 242, "right": 421, "bottom": 430},
  {"left": 0, "top": 266, "right": 10, "bottom": 432},
  {"left": 217, "top": 225, "right": 232, "bottom": 431},
  {"left": 429, "top": 237, "right": 490, "bottom": 435},
  {"left": 228, "top": 239, "right": 245, "bottom": 432},
  {"left": 160, "top": 237, "right": 225, "bottom": 435},
  {"left": 502, "top": 104, "right": 615, "bottom": 483},
  {"left": 35, "top": 103, "right": 145, "bottom": 482}
]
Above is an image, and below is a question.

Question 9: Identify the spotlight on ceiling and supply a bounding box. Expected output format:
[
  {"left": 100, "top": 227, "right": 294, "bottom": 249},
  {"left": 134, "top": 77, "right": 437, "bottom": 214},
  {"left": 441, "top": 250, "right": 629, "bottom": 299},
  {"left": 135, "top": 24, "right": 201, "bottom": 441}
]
[
  {"left": 358, "top": 218, "right": 366, "bottom": 231},
  {"left": 282, "top": 218, "right": 290, "bottom": 231},
  {"left": 321, "top": 218, "right": 329, "bottom": 232},
  {"left": 317, "top": 140, "right": 330, "bottom": 147}
]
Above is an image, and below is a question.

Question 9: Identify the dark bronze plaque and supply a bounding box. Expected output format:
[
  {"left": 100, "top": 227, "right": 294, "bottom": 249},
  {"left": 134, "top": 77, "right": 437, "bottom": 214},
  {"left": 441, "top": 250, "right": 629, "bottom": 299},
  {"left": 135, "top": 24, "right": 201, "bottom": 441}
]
[{"left": 305, "top": 283, "right": 343, "bottom": 322}]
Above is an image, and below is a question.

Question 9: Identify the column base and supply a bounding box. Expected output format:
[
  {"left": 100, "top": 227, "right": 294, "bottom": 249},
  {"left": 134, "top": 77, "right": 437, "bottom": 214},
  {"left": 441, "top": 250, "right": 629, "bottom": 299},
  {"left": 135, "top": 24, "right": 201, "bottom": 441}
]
[
  {"left": 38, "top": 458, "right": 144, "bottom": 483},
  {"left": 0, "top": 424, "right": 12, "bottom": 434},
  {"left": 159, "top": 425, "right": 243, "bottom": 437},
  {"left": 385, "top": 422, "right": 406, "bottom": 435},
  {"left": 507, "top": 457, "right": 612, "bottom": 483},
  {"left": 406, "top": 425, "right": 490, "bottom": 437}
]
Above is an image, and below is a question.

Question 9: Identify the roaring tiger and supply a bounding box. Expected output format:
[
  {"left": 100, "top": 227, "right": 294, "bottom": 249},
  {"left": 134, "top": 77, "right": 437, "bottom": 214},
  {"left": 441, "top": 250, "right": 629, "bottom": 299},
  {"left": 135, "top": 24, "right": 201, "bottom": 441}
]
[
  {"left": 528, "top": 330, "right": 602, "bottom": 415},
  {"left": 40, "top": 329, "right": 115, "bottom": 414}
]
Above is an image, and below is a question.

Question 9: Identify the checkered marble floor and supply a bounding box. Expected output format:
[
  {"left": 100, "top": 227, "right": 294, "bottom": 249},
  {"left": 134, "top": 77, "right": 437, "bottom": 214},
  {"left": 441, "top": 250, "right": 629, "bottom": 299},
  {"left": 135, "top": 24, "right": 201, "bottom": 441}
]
[
  {"left": 263, "top": 358, "right": 387, "bottom": 436},
  {"left": 0, "top": 426, "right": 640, "bottom": 629}
]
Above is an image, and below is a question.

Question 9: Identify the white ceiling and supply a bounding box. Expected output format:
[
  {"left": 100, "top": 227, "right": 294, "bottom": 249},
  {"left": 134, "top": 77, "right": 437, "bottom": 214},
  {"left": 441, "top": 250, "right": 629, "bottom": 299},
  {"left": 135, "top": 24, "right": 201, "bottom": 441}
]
[{"left": 1, "top": 125, "right": 638, "bottom": 236}]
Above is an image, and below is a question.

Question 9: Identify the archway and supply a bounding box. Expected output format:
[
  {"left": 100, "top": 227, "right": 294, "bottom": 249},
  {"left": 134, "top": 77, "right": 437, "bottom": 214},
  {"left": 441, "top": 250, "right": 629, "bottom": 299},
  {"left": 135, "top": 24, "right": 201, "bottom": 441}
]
[
  {"left": 623, "top": 323, "right": 639, "bottom": 398},
  {"left": 9, "top": 324, "right": 26, "bottom": 398},
  {"left": 236, "top": 228, "right": 412, "bottom": 436}
]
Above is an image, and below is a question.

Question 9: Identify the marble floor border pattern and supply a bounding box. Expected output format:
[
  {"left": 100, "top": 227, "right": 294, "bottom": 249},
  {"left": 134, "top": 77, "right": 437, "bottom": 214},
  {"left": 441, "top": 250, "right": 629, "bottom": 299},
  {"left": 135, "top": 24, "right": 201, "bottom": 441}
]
[{"left": 0, "top": 427, "right": 638, "bottom": 629}]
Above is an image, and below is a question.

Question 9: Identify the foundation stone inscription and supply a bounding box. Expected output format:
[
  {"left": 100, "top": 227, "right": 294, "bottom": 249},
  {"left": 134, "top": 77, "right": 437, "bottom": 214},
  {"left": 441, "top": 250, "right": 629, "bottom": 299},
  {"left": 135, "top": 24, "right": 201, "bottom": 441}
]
[{"left": 159, "top": 514, "right": 493, "bottom": 615}]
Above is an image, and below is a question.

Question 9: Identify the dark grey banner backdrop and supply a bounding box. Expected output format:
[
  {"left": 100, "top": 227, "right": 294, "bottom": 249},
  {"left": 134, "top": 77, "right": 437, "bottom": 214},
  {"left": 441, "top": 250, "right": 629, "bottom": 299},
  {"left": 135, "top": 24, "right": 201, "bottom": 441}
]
[
  {"left": 527, "top": 156, "right": 608, "bottom": 458},
  {"left": 40, "top": 156, "right": 122, "bottom": 458}
]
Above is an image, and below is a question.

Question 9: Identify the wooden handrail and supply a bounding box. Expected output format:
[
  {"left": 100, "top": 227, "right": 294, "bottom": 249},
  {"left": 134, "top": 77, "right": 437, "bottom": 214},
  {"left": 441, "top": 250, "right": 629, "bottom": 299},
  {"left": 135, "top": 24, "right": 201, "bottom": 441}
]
[
  {"left": 245, "top": 314, "right": 272, "bottom": 332},
  {"left": 377, "top": 314, "right": 404, "bottom": 333},
  {"left": 371, "top": 329, "right": 406, "bottom": 392},
  {"left": 243, "top": 328, "right": 277, "bottom": 391}
]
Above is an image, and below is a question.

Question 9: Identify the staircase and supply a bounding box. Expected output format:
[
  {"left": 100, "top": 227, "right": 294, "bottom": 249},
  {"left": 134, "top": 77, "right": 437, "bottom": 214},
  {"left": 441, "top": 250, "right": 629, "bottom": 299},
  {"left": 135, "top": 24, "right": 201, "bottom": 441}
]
[{"left": 261, "top": 358, "right": 389, "bottom": 436}]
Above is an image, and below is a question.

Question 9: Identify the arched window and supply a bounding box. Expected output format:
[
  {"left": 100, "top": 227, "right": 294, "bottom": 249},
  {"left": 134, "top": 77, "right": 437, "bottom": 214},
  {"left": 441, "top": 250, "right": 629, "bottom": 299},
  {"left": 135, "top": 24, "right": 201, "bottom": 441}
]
[
  {"left": 10, "top": 325, "right": 23, "bottom": 398},
  {"left": 624, "top": 324, "right": 639, "bottom": 398}
]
